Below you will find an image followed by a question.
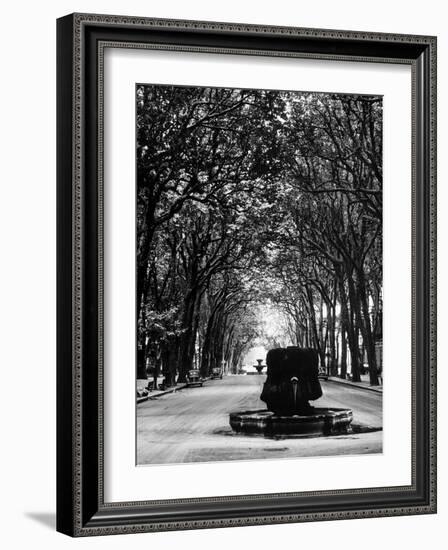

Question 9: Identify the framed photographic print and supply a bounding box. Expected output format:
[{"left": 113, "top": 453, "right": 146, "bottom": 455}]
[{"left": 56, "top": 13, "right": 437, "bottom": 536}]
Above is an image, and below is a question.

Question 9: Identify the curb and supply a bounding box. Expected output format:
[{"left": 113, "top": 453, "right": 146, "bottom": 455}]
[
  {"left": 326, "top": 377, "right": 383, "bottom": 394},
  {"left": 137, "top": 395, "right": 149, "bottom": 404},
  {"left": 137, "top": 376, "right": 217, "bottom": 404},
  {"left": 137, "top": 383, "right": 188, "bottom": 404}
]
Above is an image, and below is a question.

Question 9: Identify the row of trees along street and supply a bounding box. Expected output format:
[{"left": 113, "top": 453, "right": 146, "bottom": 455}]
[{"left": 136, "top": 85, "right": 383, "bottom": 387}]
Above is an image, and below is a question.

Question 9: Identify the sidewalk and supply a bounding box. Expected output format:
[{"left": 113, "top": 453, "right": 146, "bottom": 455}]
[
  {"left": 327, "top": 375, "right": 383, "bottom": 394},
  {"left": 137, "top": 378, "right": 187, "bottom": 404}
]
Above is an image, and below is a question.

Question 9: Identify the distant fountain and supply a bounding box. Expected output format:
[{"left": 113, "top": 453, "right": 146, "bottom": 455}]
[
  {"left": 230, "top": 347, "right": 353, "bottom": 436},
  {"left": 254, "top": 359, "right": 264, "bottom": 374}
]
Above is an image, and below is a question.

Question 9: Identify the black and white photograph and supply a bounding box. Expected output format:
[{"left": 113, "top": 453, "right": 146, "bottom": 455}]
[
  {"left": 0, "top": 0, "right": 441, "bottom": 544},
  {"left": 136, "top": 84, "right": 383, "bottom": 465}
]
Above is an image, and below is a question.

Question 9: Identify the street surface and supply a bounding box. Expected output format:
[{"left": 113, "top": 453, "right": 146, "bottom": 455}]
[{"left": 137, "top": 374, "right": 382, "bottom": 465}]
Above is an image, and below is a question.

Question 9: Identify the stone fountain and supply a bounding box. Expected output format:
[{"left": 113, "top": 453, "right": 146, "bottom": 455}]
[
  {"left": 254, "top": 359, "right": 264, "bottom": 374},
  {"left": 229, "top": 347, "right": 353, "bottom": 436}
]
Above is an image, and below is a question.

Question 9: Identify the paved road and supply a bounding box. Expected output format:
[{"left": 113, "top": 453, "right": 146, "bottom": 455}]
[{"left": 137, "top": 374, "right": 382, "bottom": 465}]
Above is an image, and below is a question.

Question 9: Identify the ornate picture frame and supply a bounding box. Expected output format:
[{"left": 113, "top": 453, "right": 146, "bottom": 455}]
[{"left": 56, "top": 13, "right": 436, "bottom": 536}]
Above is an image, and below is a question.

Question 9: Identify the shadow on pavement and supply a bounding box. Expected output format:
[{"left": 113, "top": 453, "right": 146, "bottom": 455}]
[{"left": 213, "top": 423, "right": 382, "bottom": 440}]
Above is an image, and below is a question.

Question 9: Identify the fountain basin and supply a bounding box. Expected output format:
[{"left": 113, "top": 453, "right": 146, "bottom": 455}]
[{"left": 229, "top": 408, "right": 353, "bottom": 437}]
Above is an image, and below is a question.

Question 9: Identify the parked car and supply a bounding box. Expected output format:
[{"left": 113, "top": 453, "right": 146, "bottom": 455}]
[
  {"left": 186, "top": 369, "right": 203, "bottom": 387},
  {"left": 211, "top": 367, "right": 223, "bottom": 380},
  {"left": 318, "top": 368, "right": 329, "bottom": 381}
]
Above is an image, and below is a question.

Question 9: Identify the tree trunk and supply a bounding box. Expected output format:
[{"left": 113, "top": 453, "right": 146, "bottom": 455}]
[
  {"left": 200, "top": 311, "right": 217, "bottom": 377},
  {"left": 340, "top": 328, "right": 347, "bottom": 379},
  {"left": 177, "top": 289, "right": 199, "bottom": 381},
  {"left": 344, "top": 272, "right": 361, "bottom": 382},
  {"left": 356, "top": 268, "right": 379, "bottom": 385},
  {"left": 306, "top": 287, "right": 326, "bottom": 368},
  {"left": 136, "top": 349, "right": 147, "bottom": 379},
  {"left": 162, "top": 338, "right": 178, "bottom": 386},
  {"left": 153, "top": 348, "right": 161, "bottom": 390}
]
